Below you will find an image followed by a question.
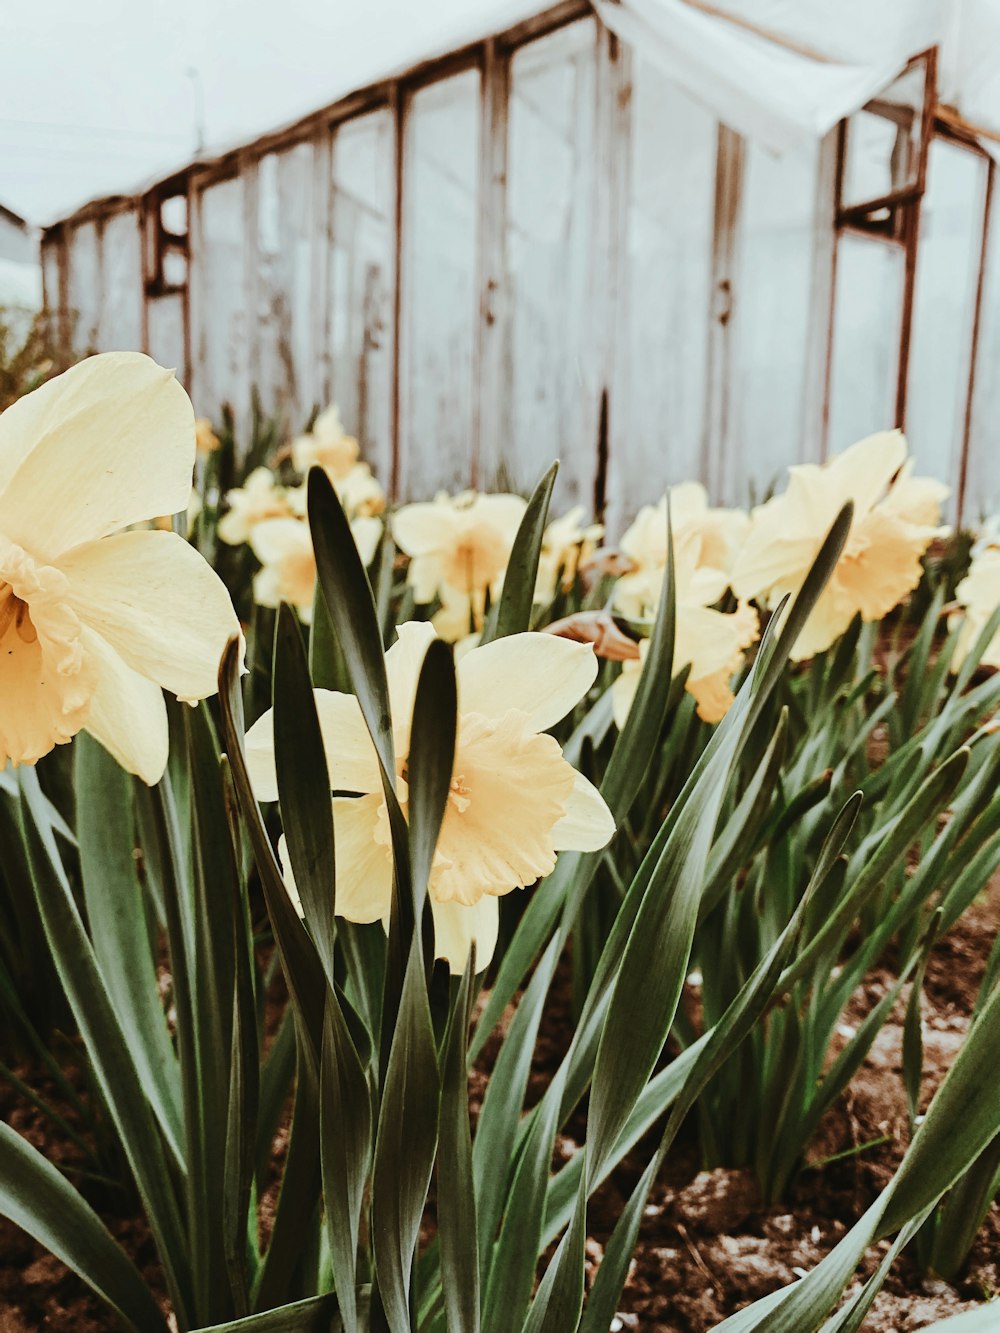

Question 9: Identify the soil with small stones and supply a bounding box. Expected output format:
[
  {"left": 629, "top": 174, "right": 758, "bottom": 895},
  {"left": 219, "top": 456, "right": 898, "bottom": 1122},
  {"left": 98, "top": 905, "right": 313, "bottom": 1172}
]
[{"left": 2, "top": 884, "right": 998, "bottom": 1331}]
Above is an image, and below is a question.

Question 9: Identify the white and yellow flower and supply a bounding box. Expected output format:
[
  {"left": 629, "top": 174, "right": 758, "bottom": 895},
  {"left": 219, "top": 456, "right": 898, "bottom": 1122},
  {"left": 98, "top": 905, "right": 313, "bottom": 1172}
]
[
  {"left": 291, "top": 405, "right": 359, "bottom": 480},
  {"left": 0, "top": 352, "right": 241, "bottom": 782},
  {"left": 392, "top": 490, "right": 527, "bottom": 613},
  {"left": 249, "top": 515, "right": 382, "bottom": 622},
  {"left": 615, "top": 484, "right": 748, "bottom": 621},
  {"left": 731, "top": 431, "right": 947, "bottom": 660},
  {"left": 952, "top": 547, "right": 1000, "bottom": 671},
  {"left": 194, "top": 417, "right": 220, "bottom": 455},
  {"left": 535, "top": 506, "right": 603, "bottom": 604},
  {"left": 245, "top": 622, "right": 615, "bottom": 972},
  {"left": 612, "top": 528, "right": 758, "bottom": 726},
  {"left": 218, "top": 467, "right": 295, "bottom": 546}
]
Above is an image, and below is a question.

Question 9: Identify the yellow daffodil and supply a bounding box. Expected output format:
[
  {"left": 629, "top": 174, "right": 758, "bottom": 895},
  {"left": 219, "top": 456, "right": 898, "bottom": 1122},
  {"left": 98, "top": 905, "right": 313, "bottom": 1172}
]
[
  {"left": 392, "top": 490, "right": 527, "bottom": 608},
  {"left": 611, "top": 531, "right": 758, "bottom": 725},
  {"left": 535, "top": 506, "right": 603, "bottom": 604},
  {"left": 245, "top": 622, "right": 615, "bottom": 972},
  {"left": 615, "top": 484, "right": 748, "bottom": 621},
  {"left": 334, "top": 462, "right": 386, "bottom": 519},
  {"left": 291, "top": 405, "right": 359, "bottom": 480},
  {"left": 0, "top": 352, "right": 242, "bottom": 782},
  {"left": 249, "top": 515, "right": 382, "bottom": 622},
  {"left": 194, "top": 417, "right": 220, "bottom": 455},
  {"left": 952, "top": 547, "right": 1000, "bottom": 670},
  {"left": 731, "top": 431, "right": 947, "bottom": 660},
  {"left": 218, "top": 467, "right": 295, "bottom": 546}
]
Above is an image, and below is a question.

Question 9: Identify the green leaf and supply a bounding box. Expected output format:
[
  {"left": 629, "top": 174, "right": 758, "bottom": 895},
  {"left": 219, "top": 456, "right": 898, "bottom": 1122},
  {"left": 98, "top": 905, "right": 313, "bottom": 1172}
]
[
  {"left": 480, "top": 461, "right": 558, "bottom": 644},
  {"left": 273, "top": 603, "right": 338, "bottom": 985},
  {"left": 74, "top": 734, "right": 183, "bottom": 1163},
  {"left": 437, "top": 952, "right": 480, "bottom": 1333},
  {"left": 0, "top": 1120, "right": 167, "bottom": 1333},
  {"left": 371, "top": 942, "right": 440, "bottom": 1332},
  {"left": 407, "top": 639, "right": 457, "bottom": 918},
  {"left": 193, "top": 1291, "right": 347, "bottom": 1331},
  {"left": 18, "top": 767, "right": 195, "bottom": 1325},
  {"left": 319, "top": 990, "right": 373, "bottom": 1333},
  {"left": 217, "top": 635, "right": 326, "bottom": 1061}
]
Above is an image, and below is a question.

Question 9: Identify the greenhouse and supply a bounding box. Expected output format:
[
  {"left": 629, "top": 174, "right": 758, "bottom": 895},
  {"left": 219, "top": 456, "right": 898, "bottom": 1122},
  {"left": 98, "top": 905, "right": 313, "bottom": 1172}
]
[
  {"left": 38, "top": 0, "right": 1000, "bottom": 526},
  {"left": 3, "top": 3, "right": 1000, "bottom": 1332}
]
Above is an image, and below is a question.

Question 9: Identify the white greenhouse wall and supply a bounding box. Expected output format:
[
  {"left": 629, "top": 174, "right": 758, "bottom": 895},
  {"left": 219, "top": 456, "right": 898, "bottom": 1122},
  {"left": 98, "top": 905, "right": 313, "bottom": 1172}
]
[{"left": 40, "top": 4, "right": 1000, "bottom": 526}]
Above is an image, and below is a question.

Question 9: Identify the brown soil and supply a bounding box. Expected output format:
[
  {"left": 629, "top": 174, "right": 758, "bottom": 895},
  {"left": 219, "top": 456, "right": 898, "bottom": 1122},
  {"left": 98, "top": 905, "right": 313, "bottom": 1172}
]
[{"left": 2, "top": 886, "right": 998, "bottom": 1331}]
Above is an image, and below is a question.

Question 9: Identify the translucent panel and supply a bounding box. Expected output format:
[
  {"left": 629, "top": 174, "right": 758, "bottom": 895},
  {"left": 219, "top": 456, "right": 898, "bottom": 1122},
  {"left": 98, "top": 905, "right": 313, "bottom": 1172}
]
[
  {"left": 399, "top": 69, "right": 480, "bottom": 498},
  {"left": 161, "top": 194, "right": 187, "bottom": 237},
  {"left": 842, "top": 61, "right": 927, "bottom": 210},
  {"left": 499, "top": 20, "right": 597, "bottom": 505},
  {"left": 962, "top": 175, "right": 1000, "bottom": 524},
  {"left": 65, "top": 220, "right": 102, "bottom": 355},
  {"left": 255, "top": 144, "right": 316, "bottom": 427},
  {"left": 606, "top": 60, "right": 716, "bottom": 534},
  {"left": 40, "top": 238, "right": 63, "bottom": 320},
  {"left": 827, "top": 232, "right": 904, "bottom": 454},
  {"left": 98, "top": 210, "right": 143, "bottom": 351},
  {"left": 146, "top": 293, "right": 186, "bottom": 382},
  {"left": 730, "top": 139, "right": 819, "bottom": 503},
  {"left": 328, "top": 109, "right": 393, "bottom": 486},
  {"left": 191, "top": 175, "right": 249, "bottom": 426},
  {"left": 906, "top": 140, "right": 987, "bottom": 513}
]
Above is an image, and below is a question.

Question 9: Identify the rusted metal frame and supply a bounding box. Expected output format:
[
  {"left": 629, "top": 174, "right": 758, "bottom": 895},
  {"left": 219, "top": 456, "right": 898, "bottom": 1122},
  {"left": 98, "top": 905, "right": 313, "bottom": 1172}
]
[
  {"left": 835, "top": 49, "right": 936, "bottom": 225},
  {"left": 388, "top": 81, "right": 404, "bottom": 501},
  {"left": 702, "top": 125, "right": 745, "bottom": 500},
  {"left": 184, "top": 173, "right": 204, "bottom": 399},
  {"left": 893, "top": 45, "right": 938, "bottom": 431},
  {"left": 955, "top": 156, "right": 994, "bottom": 526},
  {"left": 597, "top": 28, "right": 632, "bottom": 524},
  {"left": 498, "top": 0, "right": 589, "bottom": 51},
  {"left": 801, "top": 127, "right": 840, "bottom": 463},
  {"left": 473, "top": 38, "right": 509, "bottom": 493}
]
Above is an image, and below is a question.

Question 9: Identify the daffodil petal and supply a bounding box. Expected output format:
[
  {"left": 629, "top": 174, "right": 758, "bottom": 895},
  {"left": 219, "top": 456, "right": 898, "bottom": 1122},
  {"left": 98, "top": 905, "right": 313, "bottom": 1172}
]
[
  {"left": 0, "top": 353, "right": 196, "bottom": 562},
  {"left": 248, "top": 517, "right": 310, "bottom": 565},
  {"left": 392, "top": 503, "right": 456, "bottom": 558},
  {"left": 331, "top": 794, "right": 393, "bottom": 923},
  {"left": 430, "top": 893, "right": 498, "bottom": 974},
  {"left": 79, "top": 628, "right": 169, "bottom": 784},
  {"left": 58, "top": 530, "right": 241, "bottom": 702},
  {"left": 245, "top": 690, "right": 381, "bottom": 803},
  {"left": 551, "top": 769, "right": 615, "bottom": 851},
  {"left": 386, "top": 622, "right": 437, "bottom": 749},
  {"left": 457, "top": 632, "right": 597, "bottom": 732}
]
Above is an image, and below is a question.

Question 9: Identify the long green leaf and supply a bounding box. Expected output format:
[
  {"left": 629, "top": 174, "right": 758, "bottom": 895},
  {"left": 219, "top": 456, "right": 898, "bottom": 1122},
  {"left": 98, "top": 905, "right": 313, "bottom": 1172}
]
[
  {"left": 0, "top": 1120, "right": 167, "bottom": 1333},
  {"left": 480, "top": 461, "right": 558, "bottom": 644}
]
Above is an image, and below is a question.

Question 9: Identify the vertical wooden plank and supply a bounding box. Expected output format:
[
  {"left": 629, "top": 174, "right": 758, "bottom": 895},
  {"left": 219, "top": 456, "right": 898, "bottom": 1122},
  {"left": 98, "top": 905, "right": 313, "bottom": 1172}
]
[
  {"left": 801, "top": 127, "right": 840, "bottom": 464},
  {"left": 703, "top": 125, "right": 745, "bottom": 502},
  {"left": 474, "top": 39, "right": 509, "bottom": 492}
]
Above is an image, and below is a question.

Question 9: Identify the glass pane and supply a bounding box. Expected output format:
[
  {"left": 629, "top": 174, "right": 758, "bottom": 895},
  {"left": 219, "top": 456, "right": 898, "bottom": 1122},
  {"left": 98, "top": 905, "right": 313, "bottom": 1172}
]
[
  {"left": 827, "top": 231, "right": 904, "bottom": 453},
  {"left": 255, "top": 144, "right": 316, "bottom": 428},
  {"left": 191, "top": 175, "right": 249, "bottom": 426},
  {"left": 731, "top": 139, "right": 819, "bottom": 503},
  {"left": 328, "top": 109, "right": 393, "bottom": 487},
  {"left": 400, "top": 69, "right": 480, "bottom": 498},
  {"left": 40, "top": 239, "right": 62, "bottom": 320},
  {"left": 146, "top": 293, "right": 186, "bottom": 383},
  {"left": 98, "top": 209, "right": 143, "bottom": 351},
  {"left": 499, "top": 19, "right": 597, "bottom": 505},
  {"left": 607, "top": 59, "right": 716, "bottom": 534},
  {"left": 66, "top": 220, "right": 102, "bottom": 355},
  {"left": 906, "top": 139, "right": 987, "bottom": 514},
  {"left": 842, "top": 61, "right": 926, "bottom": 210}
]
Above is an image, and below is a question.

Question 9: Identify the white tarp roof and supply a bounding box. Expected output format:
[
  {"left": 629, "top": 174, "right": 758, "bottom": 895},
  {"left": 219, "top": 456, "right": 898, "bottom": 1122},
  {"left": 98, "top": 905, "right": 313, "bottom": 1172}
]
[{"left": 6, "top": 0, "right": 1000, "bottom": 227}]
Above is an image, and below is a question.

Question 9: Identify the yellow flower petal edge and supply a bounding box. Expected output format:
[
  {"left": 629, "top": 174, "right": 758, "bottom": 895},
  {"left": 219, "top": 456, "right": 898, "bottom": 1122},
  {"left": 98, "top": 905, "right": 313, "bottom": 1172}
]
[{"left": 0, "top": 353, "right": 243, "bottom": 782}]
